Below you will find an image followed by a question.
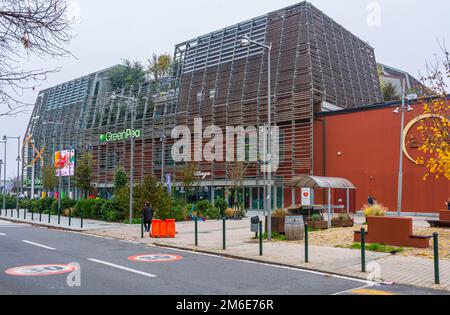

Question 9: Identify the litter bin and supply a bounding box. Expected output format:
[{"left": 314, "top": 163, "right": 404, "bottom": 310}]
[{"left": 251, "top": 216, "right": 260, "bottom": 233}]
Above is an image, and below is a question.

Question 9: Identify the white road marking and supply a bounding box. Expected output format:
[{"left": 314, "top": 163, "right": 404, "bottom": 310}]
[
  {"left": 22, "top": 240, "right": 56, "bottom": 250},
  {"left": 0, "top": 232, "right": 6, "bottom": 236},
  {"left": 88, "top": 259, "right": 158, "bottom": 278},
  {"left": 159, "top": 246, "right": 375, "bottom": 285}
]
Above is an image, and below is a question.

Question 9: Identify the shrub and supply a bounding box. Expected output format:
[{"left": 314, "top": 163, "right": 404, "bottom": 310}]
[
  {"left": 100, "top": 198, "right": 125, "bottom": 222},
  {"left": 0, "top": 195, "right": 19, "bottom": 209},
  {"left": 363, "top": 204, "right": 387, "bottom": 217},
  {"left": 273, "top": 208, "right": 287, "bottom": 218},
  {"left": 51, "top": 197, "right": 77, "bottom": 215},
  {"left": 74, "top": 199, "right": 105, "bottom": 219},
  {"left": 225, "top": 208, "right": 235, "bottom": 218},
  {"left": 337, "top": 213, "right": 351, "bottom": 221},
  {"left": 311, "top": 214, "right": 323, "bottom": 222},
  {"left": 215, "top": 198, "right": 228, "bottom": 217},
  {"left": 207, "top": 206, "right": 220, "bottom": 220},
  {"left": 195, "top": 200, "right": 212, "bottom": 217}
]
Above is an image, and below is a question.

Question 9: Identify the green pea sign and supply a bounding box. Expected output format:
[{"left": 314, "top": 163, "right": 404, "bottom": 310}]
[{"left": 99, "top": 129, "right": 141, "bottom": 144}]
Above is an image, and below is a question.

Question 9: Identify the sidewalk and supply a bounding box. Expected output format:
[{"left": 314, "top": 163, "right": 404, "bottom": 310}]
[
  {"left": 88, "top": 216, "right": 449, "bottom": 291},
  {"left": 0, "top": 209, "right": 126, "bottom": 231}
]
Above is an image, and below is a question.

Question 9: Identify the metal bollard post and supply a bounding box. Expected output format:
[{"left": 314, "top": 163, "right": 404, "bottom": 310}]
[
  {"left": 57, "top": 207, "right": 61, "bottom": 225},
  {"left": 39, "top": 208, "right": 42, "bottom": 222},
  {"left": 141, "top": 216, "right": 144, "bottom": 239},
  {"left": 361, "top": 228, "right": 366, "bottom": 273},
  {"left": 304, "top": 223, "right": 309, "bottom": 263},
  {"left": 259, "top": 221, "right": 263, "bottom": 256},
  {"left": 31, "top": 205, "right": 34, "bottom": 221},
  {"left": 24, "top": 206, "right": 27, "bottom": 220},
  {"left": 48, "top": 208, "right": 51, "bottom": 223},
  {"left": 223, "top": 218, "right": 226, "bottom": 250},
  {"left": 69, "top": 208, "right": 71, "bottom": 227},
  {"left": 80, "top": 209, "right": 84, "bottom": 229},
  {"left": 195, "top": 216, "right": 198, "bottom": 246},
  {"left": 433, "top": 233, "right": 440, "bottom": 285}
]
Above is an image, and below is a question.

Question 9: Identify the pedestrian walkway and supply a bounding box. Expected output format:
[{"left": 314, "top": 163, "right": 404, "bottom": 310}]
[
  {"left": 0, "top": 209, "right": 126, "bottom": 231},
  {"left": 89, "top": 216, "right": 449, "bottom": 291}
]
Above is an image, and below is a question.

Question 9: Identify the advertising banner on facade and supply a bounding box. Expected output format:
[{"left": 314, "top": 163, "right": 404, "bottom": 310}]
[{"left": 54, "top": 149, "right": 75, "bottom": 177}]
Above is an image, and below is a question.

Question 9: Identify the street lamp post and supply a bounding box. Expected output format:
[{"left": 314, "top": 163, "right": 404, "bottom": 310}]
[
  {"left": 111, "top": 93, "right": 137, "bottom": 224},
  {"left": 393, "top": 80, "right": 414, "bottom": 217},
  {"left": 161, "top": 135, "right": 166, "bottom": 185},
  {"left": 3, "top": 136, "right": 21, "bottom": 217},
  {"left": 241, "top": 35, "right": 273, "bottom": 240},
  {"left": 0, "top": 140, "right": 6, "bottom": 215}
]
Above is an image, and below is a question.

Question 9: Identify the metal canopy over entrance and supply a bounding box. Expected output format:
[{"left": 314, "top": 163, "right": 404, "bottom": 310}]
[
  {"left": 287, "top": 175, "right": 357, "bottom": 227},
  {"left": 287, "top": 175, "right": 356, "bottom": 190}
]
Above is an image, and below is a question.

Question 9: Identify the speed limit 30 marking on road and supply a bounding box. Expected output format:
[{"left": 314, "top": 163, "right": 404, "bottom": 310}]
[
  {"left": 128, "top": 254, "right": 183, "bottom": 263},
  {"left": 5, "top": 264, "right": 78, "bottom": 277}
]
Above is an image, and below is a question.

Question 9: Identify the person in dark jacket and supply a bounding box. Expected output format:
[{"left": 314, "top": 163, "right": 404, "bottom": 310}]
[
  {"left": 142, "top": 202, "right": 155, "bottom": 232},
  {"left": 368, "top": 196, "right": 376, "bottom": 206},
  {"left": 445, "top": 198, "right": 450, "bottom": 211}
]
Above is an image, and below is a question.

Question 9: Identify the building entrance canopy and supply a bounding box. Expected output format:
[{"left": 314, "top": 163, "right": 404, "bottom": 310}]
[
  {"left": 287, "top": 175, "right": 356, "bottom": 190},
  {"left": 287, "top": 175, "right": 356, "bottom": 227}
]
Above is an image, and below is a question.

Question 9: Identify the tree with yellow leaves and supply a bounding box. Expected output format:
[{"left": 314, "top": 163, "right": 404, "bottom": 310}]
[{"left": 417, "top": 42, "right": 450, "bottom": 180}]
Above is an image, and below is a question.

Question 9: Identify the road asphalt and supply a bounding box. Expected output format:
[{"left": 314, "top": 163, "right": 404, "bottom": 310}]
[{"left": 0, "top": 220, "right": 447, "bottom": 295}]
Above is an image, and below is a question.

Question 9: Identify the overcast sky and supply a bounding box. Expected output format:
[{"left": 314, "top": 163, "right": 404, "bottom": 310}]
[{"left": 1, "top": 0, "right": 449, "bottom": 177}]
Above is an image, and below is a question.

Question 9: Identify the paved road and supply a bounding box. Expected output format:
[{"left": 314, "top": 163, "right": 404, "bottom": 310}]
[{"left": 0, "top": 220, "right": 446, "bottom": 295}]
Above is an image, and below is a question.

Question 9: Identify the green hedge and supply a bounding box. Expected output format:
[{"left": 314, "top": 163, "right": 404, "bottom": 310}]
[{"left": 74, "top": 199, "right": 105, "bottom": 219}]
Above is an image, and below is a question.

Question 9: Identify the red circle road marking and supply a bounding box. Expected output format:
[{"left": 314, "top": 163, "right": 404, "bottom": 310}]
[
  {"left": 128, "top": 254, "right": 183, "bottom": 263},
  {"left": 5, "top": 264, "right": 78, "bottom": 277}
]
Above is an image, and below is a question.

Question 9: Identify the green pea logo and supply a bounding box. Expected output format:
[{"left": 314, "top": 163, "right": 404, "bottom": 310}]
[{"left": 99, "top": 134, "right": 107, "bottom": 143}]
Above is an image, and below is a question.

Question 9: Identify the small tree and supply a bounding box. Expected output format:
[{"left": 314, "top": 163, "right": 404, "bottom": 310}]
[
  {"left": 147, "top": 53, "right": 172, "bottom": 81},
  {"left": 74, "top": 152, "right": 94, "bottom": 198},
  {"left": 114, "top": 166, "right": 128, "bottom": 193},
  {"left": 42, "top": 164, "right": 57, "bottom": 194},
  {"left": 116, "top": 176, "right": 172, "bottom": 219},
  {"left": 382, "top": 82, "right": 400, "bottom": 102},
  {"left": 417, "top": 43, "right": 450, "bottom": 180},
  {"left": 180, "top": 162, "right": 200, "bottom": 202},
  {"left": 107, "top": 59, "right": 146, "bottom": 90}
]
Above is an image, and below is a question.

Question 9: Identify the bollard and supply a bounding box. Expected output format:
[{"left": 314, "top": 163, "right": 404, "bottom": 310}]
[
  {"left": 223, "top": 218, "right": 226, "bottom": 250},
  {"left": 39, "top": 208, "right": 42, "bottom": 222},
  {"left": 31, "top": 205, "right": 34, "bottom": 221},
  {"left": 24, "top": 206, "right": 27, "bottom": 220},
  {"left": 361, "top": 228, "right": 366, "bottom": 273},
  {"left": 69, "top": 208, "right": 71, "bottom": 227},
  {"left": 141, "top": 216, "right": 144, "bottom": 239},
  {"left": 194, "top": 216, "right": 198, "bottom": 246},
  {"left": 304, "top": 223, "right": 309, "bottom": 263},
  {"left": 48, "top": 209, "right": 51, "bottom": 223},
  {"left": 58, "top": 207, "right": 61, "bottom": 225},
  {"left": 80, "top": 209, "right": 84, "bottom": 229},
  {"left": 259, "top": 221, "right": 263, "bottom": 256},
  {"left": 433, "top": 233, "right": 440, "bottom": 285},
  {"left": 17, "top": 207, "right": 19, "bottom": 219}
]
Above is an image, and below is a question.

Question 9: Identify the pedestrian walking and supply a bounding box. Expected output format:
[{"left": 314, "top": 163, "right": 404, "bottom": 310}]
[{"left": 142, "top": 202, "right": 155, "bottom": 232}]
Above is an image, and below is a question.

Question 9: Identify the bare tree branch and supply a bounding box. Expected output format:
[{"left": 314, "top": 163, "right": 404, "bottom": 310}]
[{"left": 0, "top": 0, "right": 73, "bottom": 116}]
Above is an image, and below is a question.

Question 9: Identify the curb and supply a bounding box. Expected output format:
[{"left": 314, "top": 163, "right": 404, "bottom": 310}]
[
  {"left": 151, "top": 242, "right": 375, "bottom": 284},
  {"left": 0, "top": 216, "right": 84, "bottom": 232}
]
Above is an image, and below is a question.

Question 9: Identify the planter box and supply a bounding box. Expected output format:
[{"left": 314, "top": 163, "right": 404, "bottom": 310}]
[
  {"left": 354, "top": 216, "right": 430, "bottom": 248},
  {"left": 331, "top": 219, "right": 354, "bottom": 228},
  {"left": 265, "top": 216, "right": 286, "bottom": 234},
  {"left": 305, "top": 220, "right": 328, "bottom": 230}
]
